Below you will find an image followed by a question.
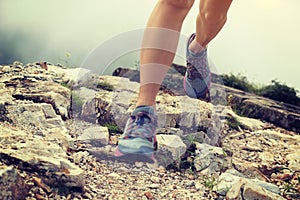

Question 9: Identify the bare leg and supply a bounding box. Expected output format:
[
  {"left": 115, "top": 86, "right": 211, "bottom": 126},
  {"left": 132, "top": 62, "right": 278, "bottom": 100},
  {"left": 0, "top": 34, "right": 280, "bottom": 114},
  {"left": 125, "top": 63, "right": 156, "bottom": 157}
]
[
  {"left": 116, "top": 0, "right": 233, "bottom": 158},
  {"left": 136, "top": 0, "right": 194, "bottom": 107},
  {"left": 189, "top": 0, "right": 233, "bottom": 53}
]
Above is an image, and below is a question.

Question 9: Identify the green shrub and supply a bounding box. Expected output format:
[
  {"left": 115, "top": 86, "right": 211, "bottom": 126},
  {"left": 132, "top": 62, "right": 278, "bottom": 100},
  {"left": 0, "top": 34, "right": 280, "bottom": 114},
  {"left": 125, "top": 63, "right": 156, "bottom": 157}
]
[
  {"left": 104, "top": 123, "right": 121, "bottom": 134},
  {"left": 220, "top": 73, "right": 257, "bottom": 93},
  {"left": 258, "top": 80, "right": 300, "bottom": 106},
  {"left": 61, "top": 52, "right": 74, "bottom": 68},
  {"left": 60, "top": 81, "right": 72, "bottom": 89},
  {"left": 71, "top": 92, "right": 84, "bottom": 114},
  {"left": 226, "top": 115, "right": 243, "bottom": 130},
  {"left": 203, "top": 176, "right": 217, "bottom": 190},
  {"left": 221, "top": 73, "right": 300, "bottom": 106}
]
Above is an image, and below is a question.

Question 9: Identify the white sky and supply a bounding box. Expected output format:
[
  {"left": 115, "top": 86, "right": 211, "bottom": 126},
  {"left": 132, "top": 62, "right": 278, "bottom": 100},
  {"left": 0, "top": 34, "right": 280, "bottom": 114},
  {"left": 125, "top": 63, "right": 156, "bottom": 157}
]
[{"left": 0, "top": 0, "right": 300, "bottom": 91}]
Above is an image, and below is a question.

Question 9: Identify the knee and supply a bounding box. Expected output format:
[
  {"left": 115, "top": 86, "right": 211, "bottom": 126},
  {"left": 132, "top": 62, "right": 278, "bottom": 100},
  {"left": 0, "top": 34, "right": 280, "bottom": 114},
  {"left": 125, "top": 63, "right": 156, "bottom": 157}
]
[
  {"left": 200, "top": 9, "right": 227, "bottom": 26},
  {"left": 161, "top": 0, "right": 194, "bottom": 10}
]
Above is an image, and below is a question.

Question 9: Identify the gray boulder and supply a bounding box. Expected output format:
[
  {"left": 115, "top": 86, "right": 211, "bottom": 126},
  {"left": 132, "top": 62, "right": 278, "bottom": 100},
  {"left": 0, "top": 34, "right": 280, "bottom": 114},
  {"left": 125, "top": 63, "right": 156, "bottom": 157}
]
[
  {"left": 193, "top": 143, "right": 228, "bottom": 174},
  {"left": 77, "top": 125, "right": 110, "bottom": 146},
  {"left": 0, "top": 165, "right": 30, "bottom": 200},
  {"left": 225, "top": 178, "right": 285, "bottom": 200},
  {"left": 0, "top": 124, "right": 84, "bottom": 188}
]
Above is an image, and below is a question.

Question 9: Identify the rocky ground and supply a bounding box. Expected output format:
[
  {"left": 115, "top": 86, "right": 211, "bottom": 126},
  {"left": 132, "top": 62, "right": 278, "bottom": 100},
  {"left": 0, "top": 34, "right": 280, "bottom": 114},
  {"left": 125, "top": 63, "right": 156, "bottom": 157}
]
[{"left": 0, "top": 62, "right": 300, "bottom": 200}]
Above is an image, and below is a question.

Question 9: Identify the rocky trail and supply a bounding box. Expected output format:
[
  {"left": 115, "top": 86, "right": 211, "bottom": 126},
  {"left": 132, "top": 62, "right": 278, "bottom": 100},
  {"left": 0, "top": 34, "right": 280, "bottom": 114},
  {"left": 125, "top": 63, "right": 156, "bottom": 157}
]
[{"left": 0, "top": 62, "right": 299, "bottom": 200}]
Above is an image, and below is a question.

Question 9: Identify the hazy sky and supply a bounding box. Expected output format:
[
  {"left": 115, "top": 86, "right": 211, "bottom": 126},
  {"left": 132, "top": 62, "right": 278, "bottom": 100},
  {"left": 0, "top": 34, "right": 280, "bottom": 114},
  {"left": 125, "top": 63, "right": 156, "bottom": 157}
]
[{"left": 0, "top": 0, "right": 300, "bottom": 91}]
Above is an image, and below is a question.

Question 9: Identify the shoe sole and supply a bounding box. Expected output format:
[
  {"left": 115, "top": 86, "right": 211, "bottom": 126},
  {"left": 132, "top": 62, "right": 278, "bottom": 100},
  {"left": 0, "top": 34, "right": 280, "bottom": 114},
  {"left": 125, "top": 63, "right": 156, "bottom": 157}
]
[
  {"left": 114, "top": 147, "right": 155, "bottom": 163},
  {"left": 184, "top": 75, "right": 211, "bottom": 102}
]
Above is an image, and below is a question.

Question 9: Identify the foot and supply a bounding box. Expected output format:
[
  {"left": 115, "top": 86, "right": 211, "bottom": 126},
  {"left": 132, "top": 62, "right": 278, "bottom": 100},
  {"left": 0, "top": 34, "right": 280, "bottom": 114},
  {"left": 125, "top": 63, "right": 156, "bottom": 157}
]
[
  {"left": 184, "top": 33, "right": 211, "bottom": 101},
  {"left": 115, "top": 106, "right": 158, "bottom": 162}
]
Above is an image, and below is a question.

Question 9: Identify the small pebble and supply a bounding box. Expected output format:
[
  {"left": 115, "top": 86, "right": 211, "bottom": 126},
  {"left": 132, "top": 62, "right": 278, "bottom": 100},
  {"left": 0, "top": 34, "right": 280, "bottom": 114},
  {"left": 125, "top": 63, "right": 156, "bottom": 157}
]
[
  {"left": 149, "top": 183, "right": 160, "bottom": 189},
  {"left": 144, "top": 191, "right": 153, "bottom": 200},
  {"left": 150, "top": 176, "right": 160, "bottom": 183}
]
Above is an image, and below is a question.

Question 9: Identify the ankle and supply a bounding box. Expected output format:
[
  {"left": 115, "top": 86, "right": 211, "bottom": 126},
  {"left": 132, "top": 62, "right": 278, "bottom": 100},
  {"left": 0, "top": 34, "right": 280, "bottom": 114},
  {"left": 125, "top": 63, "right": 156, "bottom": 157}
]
[
  {"left": 136, "top": 101, "right": 156, "bottom": 108},
  {"left": 188, "top": 40, "right": 206, "bottom": 55}
]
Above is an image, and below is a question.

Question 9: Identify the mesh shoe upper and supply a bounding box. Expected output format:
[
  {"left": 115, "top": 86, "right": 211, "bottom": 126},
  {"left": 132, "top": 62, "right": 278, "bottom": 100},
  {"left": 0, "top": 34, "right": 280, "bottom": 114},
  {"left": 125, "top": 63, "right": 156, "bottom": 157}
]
[
  {"left": 116, "top": 106, "right": 158, "bottom": 154},
  {"left": 184, "top": 33, "right": 211, "bottom": 100},
  {"left": 122, "top": 108, "right": 157, "bottom": 140}
]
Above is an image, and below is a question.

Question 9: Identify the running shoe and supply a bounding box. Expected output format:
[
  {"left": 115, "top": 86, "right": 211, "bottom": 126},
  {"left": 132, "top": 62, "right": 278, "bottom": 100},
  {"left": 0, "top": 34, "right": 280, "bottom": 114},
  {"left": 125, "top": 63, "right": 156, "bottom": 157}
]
[
  {"left": 184, "top": 33, "right": 211, "bottom": 101},
  {"left": 115, "top": 106, "right": 158, "bottom": 162}
]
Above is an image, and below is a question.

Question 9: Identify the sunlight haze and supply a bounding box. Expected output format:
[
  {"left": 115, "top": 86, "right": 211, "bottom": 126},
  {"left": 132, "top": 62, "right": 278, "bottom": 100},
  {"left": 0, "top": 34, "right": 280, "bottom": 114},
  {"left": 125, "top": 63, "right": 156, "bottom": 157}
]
[{"left": 0, "top": 0, "right": 299, "bottom": 91}]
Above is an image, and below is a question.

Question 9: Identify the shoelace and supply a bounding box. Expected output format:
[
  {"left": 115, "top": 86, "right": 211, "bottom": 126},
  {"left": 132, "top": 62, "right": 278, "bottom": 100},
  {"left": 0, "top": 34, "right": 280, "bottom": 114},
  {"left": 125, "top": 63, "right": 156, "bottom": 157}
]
[
  {"left": 125, "top": 111, "right": 157, "bottom": 139},
  {"left": 132, "top": 112, "right": 151, "bottom": 126}
]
